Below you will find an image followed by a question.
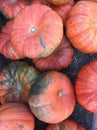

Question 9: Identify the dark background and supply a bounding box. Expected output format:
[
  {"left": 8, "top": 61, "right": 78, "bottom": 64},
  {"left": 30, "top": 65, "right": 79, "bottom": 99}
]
[{"left": 0, "top": 7, "right": 96, "bottom": 130}]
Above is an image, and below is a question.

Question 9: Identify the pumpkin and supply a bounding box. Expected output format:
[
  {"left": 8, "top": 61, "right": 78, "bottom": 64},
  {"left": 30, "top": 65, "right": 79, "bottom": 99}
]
[
  {"left": 11, "top": 4, "right": 63, "bottom": 59},
  {"left": 52, "top": 0, "right": 74, "bottom": 25},
  {"left": 66, "top": 1, "right": 97, "bottom": 54},
  {"left": 0, "top": 0, "right": 29, "bottom": 19},
  {"left": 0, "top": 61, "right": 40, "bottom": 104},
  {"left": 0, "top": 102, "right": 35, "bottom": 130},
  {"left": 0, "top": 20, "right": 23, "bottom": 59},
  {"left": 75, "top": 60, "right": 97, "bottom": 114},
  {"left": 46, "top": 119, "right": 85, "bottom": 130},
  {"left": 29, "top": 71, "right": 75, "bottom": 123},
  {"left": 47, "top": 0, "right": 70, "bottom": 6},
  {"left": 32, "top": 35, "right": 74, "bottom": 71}
]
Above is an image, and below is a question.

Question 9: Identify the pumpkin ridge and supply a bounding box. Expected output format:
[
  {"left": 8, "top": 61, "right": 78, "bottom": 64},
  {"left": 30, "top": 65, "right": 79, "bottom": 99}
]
[{"left": 67, "top": 25, "right": 91, "bottom": 39}]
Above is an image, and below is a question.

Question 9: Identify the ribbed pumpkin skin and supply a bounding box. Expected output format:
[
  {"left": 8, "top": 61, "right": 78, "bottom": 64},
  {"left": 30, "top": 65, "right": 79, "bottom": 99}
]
[
  {"left": 75, "top": 60, "right": 97, "bottom": 114},
  {"left": 0, "top": 33, "right": 9, "bottom": 54},
  {"left": 32, "top": 35, "right": 74, "bottom": 71},
  {"left": 46, "top": 119, "right": 85, "bottom": 130},
  {"left": 0, "top": 61, "right": 40, "bottom": 104},
  {"left": 11, "top": 4, "right": 63, "bottom": 59},
  {"left": 0, "top": 0, "right": 29, "bottom": 19},
  {"left": 0, "top": 103, "right": 35, "bottom": 130},
  {"left": 52, "top": 0, "right": 74, "bottom": 25},
  {"left": 47, "top": 0, "right": 70, "bottom": 6},
  {"left": 0, "top": 20, "right": 23, "bottom": 59},
  {"left": 0, "top": 20, "right": 13, "bottom": 54},
  {"left": 66, "top": 1, "right": 97, "bottom": 54},
  {"left": 29, "top": 71, "right": 75, "bottom": 123}
]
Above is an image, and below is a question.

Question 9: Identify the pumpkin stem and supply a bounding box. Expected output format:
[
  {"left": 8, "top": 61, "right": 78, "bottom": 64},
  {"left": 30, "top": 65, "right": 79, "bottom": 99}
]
[
  {"left": 30, "top": 27, "right": 36, "bottom": 33},
  {"left": 57, "top": 90, "right": 63, "bottom": 97},
  {"left": 93, "top": 21, "right": 97, "bottom": 26}
]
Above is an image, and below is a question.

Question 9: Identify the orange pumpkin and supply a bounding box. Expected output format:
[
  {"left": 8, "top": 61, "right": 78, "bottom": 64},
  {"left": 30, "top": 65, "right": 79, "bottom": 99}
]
[
  {"left": 29, "top": 71, "right": 75, "bottom": 123},
  {"left": 32, "top": 35, "right": 74, "bottom": 71},
  {"left": 66, "top": 1, "right": 97, "bottom": 54},
  {"left": 47, "top": 0, "right": 71, "bottom": 6},
  {"left": 0, "top": 61, "right": 40, "bottom": 104},
  {"left": 0, "top": 103, "right": 35, "bottom": 130},
  {"left": 75, "top": 60, "right": 97, "bottom": 114},
  {"left": 11, "top": 4, "right": 63, "bottom": 59},
  {"left": 52, "top": 0, "right": 74, "bottom": 25},
  {"left": 0, "top": 0, "right": 29, "bottom": 19},
  {"left": 0, "top": 20, "right": 24, "bottom": 59},
  {"left": 46, "top": 119, "right": 85, "bottom": 130}
]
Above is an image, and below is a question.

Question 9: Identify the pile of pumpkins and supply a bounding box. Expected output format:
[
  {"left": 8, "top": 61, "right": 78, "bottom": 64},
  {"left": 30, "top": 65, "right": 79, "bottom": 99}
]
[{"left": 0, "top": 0, "right": 97, "bottom": 129}]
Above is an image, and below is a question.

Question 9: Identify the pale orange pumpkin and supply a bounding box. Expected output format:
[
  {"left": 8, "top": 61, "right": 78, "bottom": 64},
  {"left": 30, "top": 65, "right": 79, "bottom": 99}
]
[
  {"left": 66, "top": 1, "right": 97, "bottom": 54},
  {"left": 11, "top": 4, "right": 63, "bottom": 59},
  {"left": 0, "top": 103, "right": 35, "bottom": 130}
]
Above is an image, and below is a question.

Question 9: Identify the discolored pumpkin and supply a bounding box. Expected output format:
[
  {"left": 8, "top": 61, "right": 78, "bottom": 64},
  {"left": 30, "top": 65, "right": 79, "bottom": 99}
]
[
  {"left": 47, "top": 0, "right": 71, "bottom": 6},
  {"left": 0, "top": 61, "right": 40, "bottom": 104},
  {"left": 29, "top": 71, "right": 75, "bottom": 123},
  {"left": 75, "top": 60, "right": 97, "bottom": 114},
  {"left": 32, "top": 35, "right": 74, "bottom": 71},
  {"left": 0, "top": 20, "right": 23, "bottom": 59},
  {"left": 11, "top": 4, "right": 63, "bottom": 59},
  {"left": 0, "top": 0, "right": 29, "bottom": 19},
  {"left": 46, "top": 119, "right": 85, "bottom": 130},
  {"left": 66, "top": 1, "right": 97, "bottom": 54},
  {"left": 0, "top": 103, "right": 35, "bottom": 130},
  {"left": 52, "top": 0, "right": 74, "bottom": 25}
]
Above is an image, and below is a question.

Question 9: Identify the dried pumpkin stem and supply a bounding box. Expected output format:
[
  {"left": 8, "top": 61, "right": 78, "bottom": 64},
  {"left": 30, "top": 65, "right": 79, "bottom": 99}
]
[{"left": 58, "top": 90, "right": 63, "bottom": 97}]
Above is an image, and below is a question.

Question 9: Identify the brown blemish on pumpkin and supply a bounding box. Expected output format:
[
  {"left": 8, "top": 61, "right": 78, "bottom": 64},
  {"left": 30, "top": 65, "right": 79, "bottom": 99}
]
[
  {"left": 17, "top": 123, "right": 24, "bottom": 130},
  {"left": 39, "top": 36, "right": 46, "bottom": 48}
]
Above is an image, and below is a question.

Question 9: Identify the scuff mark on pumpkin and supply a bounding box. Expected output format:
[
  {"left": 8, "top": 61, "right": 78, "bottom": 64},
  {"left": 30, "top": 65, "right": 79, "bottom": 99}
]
[
  {"left": 39, "top": 36, "right": 46, "bottom": 48},
  {"left": 17, "top": 123, "right": 24, "bottom": 130}
]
